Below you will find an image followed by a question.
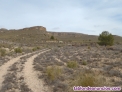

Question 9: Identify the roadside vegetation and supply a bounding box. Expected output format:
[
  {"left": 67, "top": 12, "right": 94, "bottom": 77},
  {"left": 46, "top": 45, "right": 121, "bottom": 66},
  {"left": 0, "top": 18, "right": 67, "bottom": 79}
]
[
  {"left": 32, "top": 46, "right": 41, "bottom": 51},
  {"left": 14, "top": 47, "right": 22, "bottom": 53},
  {"left": 46, "top": 65, "right": 63, "bottom": 81},
  {"left": 67, "top": 61, "right": 78, "bottom": 68},
  {"left": 0, "top": 48, "right": 6, "bottom": 56}
]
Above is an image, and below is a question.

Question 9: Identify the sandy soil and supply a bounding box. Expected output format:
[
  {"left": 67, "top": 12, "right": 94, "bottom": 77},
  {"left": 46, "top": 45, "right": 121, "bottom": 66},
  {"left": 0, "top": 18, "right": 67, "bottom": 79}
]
[
  {"left": 0, "top": 49, "right": 47, "bottom": 91},
  {"left": 0, "top": 53, "right": 32, "bottom": 90},
  {"left": 54, "top": 57, "right": 67, "bottom": 66},
  {"left": 23, "top": 50, "right": 51, "bottom": 92}
]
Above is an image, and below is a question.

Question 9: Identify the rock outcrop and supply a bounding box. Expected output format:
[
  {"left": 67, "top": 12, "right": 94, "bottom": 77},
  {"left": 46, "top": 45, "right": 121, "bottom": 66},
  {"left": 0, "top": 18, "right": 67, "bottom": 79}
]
[{"left": 22, "top": 26, "right": 46, "bottom": 32}]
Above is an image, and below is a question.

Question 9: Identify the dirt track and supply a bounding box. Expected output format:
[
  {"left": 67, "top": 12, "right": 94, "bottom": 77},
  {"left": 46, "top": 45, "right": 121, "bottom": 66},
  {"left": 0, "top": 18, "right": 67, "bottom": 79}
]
[
  {"left": 23, "top": 50, "right": 50, "bottom": 92},
  {"left": 0, "top": 49, "right": 50, "bottom": 92}
]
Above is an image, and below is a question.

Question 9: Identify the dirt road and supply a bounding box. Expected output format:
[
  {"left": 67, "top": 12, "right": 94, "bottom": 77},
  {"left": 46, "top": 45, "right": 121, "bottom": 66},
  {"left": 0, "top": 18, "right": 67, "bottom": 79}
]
[{"left": 0, "top": 49, "right": 50, "bottom": 92}]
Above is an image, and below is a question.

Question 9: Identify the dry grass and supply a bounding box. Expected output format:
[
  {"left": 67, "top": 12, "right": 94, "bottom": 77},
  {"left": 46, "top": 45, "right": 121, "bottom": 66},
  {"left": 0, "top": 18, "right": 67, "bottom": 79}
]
[
  {"left": 67, "top": 61, "right": 78, "bottom": 68},
  {"left": 69, "top": 70, "right": 109, "bottom": 92},
  {"left": 46, "top": 65, "right": 63, "bottom": 81},
  {"left": 88, "top": 46, "right": 91, "bottom": 50},
  {"left": 14, "top": 47, "right": 22, "bottom": 53},
  {"left": 33, "top": 46, "right": 122, "bottom": 92},
  {"left": 0, "top": 48, "right": 6, "bottom": 56},
  {"left": 82, "top": 61, "right": 87, "bottom": 65},
  {"left": 32, "top": 47, "right": 41, "bottom": 51}
]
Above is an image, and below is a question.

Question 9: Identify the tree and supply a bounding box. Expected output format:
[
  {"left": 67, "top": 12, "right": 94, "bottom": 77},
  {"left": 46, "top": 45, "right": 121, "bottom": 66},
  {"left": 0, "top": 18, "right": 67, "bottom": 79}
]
[
  {"left": 50, "top": 36, "right": 54, "bottom": 40},
  {"left": 98, "top": 31, "right": 114, "bottom": 46}
]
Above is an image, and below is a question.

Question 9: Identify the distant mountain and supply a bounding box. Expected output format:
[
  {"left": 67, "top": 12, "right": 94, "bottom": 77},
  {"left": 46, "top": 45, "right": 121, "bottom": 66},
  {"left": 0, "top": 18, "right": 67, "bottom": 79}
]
[
  {"left": 48, "top": 32, "right": 122, "bottom": 42},
  {"left": 0, "top": 26, "right": 122, "bottom": 46}
]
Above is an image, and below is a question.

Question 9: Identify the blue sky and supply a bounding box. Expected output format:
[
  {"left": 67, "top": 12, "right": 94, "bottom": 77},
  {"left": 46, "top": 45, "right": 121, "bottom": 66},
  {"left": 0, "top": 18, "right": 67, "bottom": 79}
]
[{"left": 0, "top": 0, "right": 122, "bottom": 36}]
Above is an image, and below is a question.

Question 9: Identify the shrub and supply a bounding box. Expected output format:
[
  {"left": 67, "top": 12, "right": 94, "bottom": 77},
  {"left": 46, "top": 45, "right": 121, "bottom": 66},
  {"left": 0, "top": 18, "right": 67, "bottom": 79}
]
[
  {"left": 82, "top": 61, "right": 87, "bottom": 65},
  {"left": 88, "top": 46, "right": 91, "bottom": 49},
  {"left": 71, "top": 70, "right": 108, "bottom": 92},
  {"left": 32, "top": 47, "right": 40, "bottom": 51},
  {"left": 36, "top": 46, "right": 40, "bottom": 49},
  {"left": 14, "top": 48, "right": 22, "bottom": 53},
  {"left": 0, "top": 48, "right": 6, "bottom": 56},
  {"left": 67, "top": 61, "right": 78, "bottom": 68},
  {"left": 50, "top": 36, "right": 54, "bottom": 40},
  {"left": 98, "top": 31, "right": 114, "bottom": 46},
  {"left": 75, "top": 73, "right": 96, "bottom": 86},
  {"left": 32, "top": 48, "right": 37, "bottom": 51},
  {"left": 46, "top": 66, "right": 62, "bottom": 81}
]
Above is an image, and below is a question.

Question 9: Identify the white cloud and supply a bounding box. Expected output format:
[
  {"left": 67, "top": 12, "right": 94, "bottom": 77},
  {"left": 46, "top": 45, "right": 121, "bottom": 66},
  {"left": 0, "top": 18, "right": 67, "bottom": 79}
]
[{"left": 0, "top": 0, "right": 122, "bottom": 36}]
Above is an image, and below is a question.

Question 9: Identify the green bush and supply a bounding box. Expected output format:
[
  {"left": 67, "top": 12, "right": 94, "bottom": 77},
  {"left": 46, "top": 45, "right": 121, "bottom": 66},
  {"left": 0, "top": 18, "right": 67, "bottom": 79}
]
[
  {"left": 98, "top": 31, "right": 114, "bottom": 46},
  {"left": 50, "top": 36, "right": 54, "bottom": 40},
  {"left": 14, "top": 48, "right": 22, "bottom": 53},
  {"left": 46, "top": 66, "right": 62, "bottom": 81},
  {"left": 67, "top": 61, "right": 78, "bottom": 68},
  {"left": 0, "top": 48, "right": 6, "bottom": 56}
]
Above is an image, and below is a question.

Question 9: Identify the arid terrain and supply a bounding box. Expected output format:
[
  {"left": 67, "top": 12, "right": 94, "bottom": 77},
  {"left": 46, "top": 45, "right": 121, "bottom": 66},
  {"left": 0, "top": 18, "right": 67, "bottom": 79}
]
[{"left": 0, "top": 26, "right": 122, "bottom": 92}]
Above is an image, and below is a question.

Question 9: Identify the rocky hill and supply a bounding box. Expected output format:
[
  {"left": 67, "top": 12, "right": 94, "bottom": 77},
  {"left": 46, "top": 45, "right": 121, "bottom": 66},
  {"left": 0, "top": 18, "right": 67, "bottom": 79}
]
[
  {"left": 0, "top": 26, "right": 46, "bottom": 32},
  {"left": 0, "top": 26, "right": 50, "bottom": 46},
  {"left": 18, "top": 26, "right": 47, "bottom": 32},
  {"left": 0, "top": 26, "right": 122, "bottom": 47}
]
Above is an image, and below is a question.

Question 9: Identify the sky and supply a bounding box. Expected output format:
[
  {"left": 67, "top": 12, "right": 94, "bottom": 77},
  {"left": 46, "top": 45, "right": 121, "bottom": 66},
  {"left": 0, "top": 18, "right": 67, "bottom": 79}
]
[{"left": 0, "top": 0, "right": 122, "bottom": 36}]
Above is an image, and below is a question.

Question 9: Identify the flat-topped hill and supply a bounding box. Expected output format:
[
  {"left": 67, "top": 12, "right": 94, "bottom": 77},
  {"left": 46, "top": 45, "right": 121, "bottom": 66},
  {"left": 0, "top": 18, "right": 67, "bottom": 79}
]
[{"left": 0, "top": 26, "right": 122, "bottom": 46}]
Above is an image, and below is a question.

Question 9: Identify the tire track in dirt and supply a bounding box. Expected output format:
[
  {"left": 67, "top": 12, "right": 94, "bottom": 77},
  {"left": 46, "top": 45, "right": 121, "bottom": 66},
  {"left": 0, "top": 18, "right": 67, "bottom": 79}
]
[
  {"left": 23, "top": 49, "right": 51, "bottom": 92},
  {"left": 0, "top": 49, "right": 47, "bottom": 90},
  {"left": 0, "top": 55, "right": 27, "bottom": 90}
]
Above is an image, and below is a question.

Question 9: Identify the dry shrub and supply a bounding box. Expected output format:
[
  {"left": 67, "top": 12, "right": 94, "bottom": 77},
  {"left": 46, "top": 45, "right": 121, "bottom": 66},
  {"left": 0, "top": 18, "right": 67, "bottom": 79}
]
[
  {"left": 67, "top": 61, "right": 78, "bottom": 68},
  {"left": 46, "top": 65, "right": 63, "bottom": 81},
  {"left": 0, "top": 48, "right": 6, "bottom": 56},
  {"left": 88, "top": 46, "right": 91, "bottom": 50},
  {"left": 14, "top": 48, "right": 22, "bottom": 53},
  {"left": 69, "top": 69, "right": 109, "bottom": 92},
  {"left": 82, "top": 61, "right": 87, "bottom": 65},
  {"left": 32, "top": 47, "right": 40, "bottom": 51}
]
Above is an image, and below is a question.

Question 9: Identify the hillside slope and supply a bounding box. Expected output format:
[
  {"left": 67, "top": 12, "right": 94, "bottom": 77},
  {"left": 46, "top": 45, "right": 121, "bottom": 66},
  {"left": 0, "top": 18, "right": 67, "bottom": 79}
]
[
  {"left": 0, "top": 26, "right": 51, "bottom": 46},
  {"left": 0, "top": 26, "right": 122, "bottom": 46}
]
